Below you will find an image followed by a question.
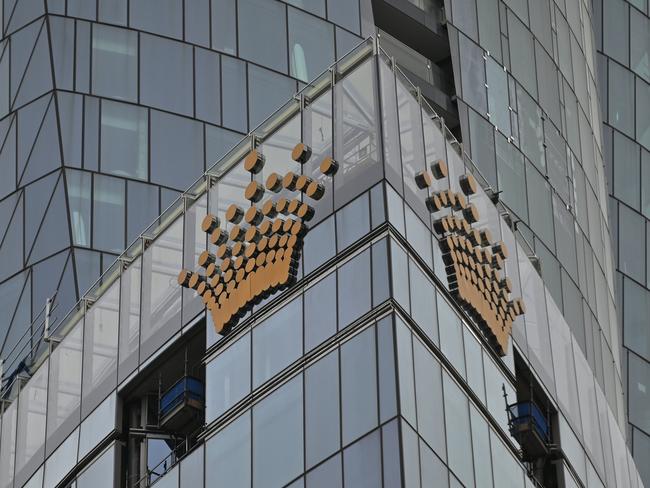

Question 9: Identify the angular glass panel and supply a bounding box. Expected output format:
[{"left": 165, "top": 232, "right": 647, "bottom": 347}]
[
  {"left": 288, "top": 7, "right": 334, "bottom": 82},
  {"left": 46, "top": 319, "right": 83, "bottom": 451},
  {"left": 619, "top": 204, "right": 645, "bottom": 283},
  {"left": 526, "top": 165, "right": 554, "bottom": 249},
  {"left": 93, "top": 174, "right": 125, "bottom": 253},
  {"left": 470, "top": 405, "right": 493, "bottom": 488},
  {"left": 413, "top": 338, "right": 446, "bottom": 459},
  {"left": 130, "top": 0, "right": 182, "bottom": 38},
  {"left": 437, "top": 293, "right": 465, "bottom": 376},
  {"left": 92, "top": 24, "right": 137, "bottom": 102},
  {"left": 76, "top": 444, "right": 116, "bottom": 488},
  {"left": 496, "top": 133, "right": 528, "bottom": 221},
  {"left": 609, "top": 61, "right": 635, "bottom": 137},
  {"left": 303, "top": 213, "right": 335, "bottom": 275},
  {"left": 238, "top": 0, "right": 287, "bottom": 72},
  {"left": 253, "top": 298, "right": 302, "bottom": 387},
  {"left": 377, "top": 316, "right": 397, "bottom": 422},
  {"left": 603, "top": 0, "right": 630, "bottom": 65},
  {"left": 490, "top": 429, "right": 524, "bottom": 488},
  {"left": 629, "top": 352, "right": 650, "bottom": 433},
  {"left": 343, "top": 430, "right": 382, "bottom": 488},
  {"left": 327, "top": 0, "right": 359, "bottom": 33},
  {"left": 631, "top": 9, "right": 650, "bottom": 81},
  {"left": 253, "top": 377, "right": 303, "bottom": 488},
  {"left": 443, "top": 373, "right": 474, "bottom": 487},
  {"left": 82, "top": 281, "right": 119, "bottom": 417},
  {"left": 140, "top": 34, "right": 193, "bottom": 116},
  {"left": 221, "top": 56, "right": 247, "bottom": 133},
  {"left": 508, "top": 11, "right": 536, "bottom": 97},
  {"left": 150, "top": 111, "right": 204, "bottom": 190},
  {"left": 396, "top": 317, "right": 416, "bottom": 426},
  {"left": 637, "top": 78, "right": 650, "bottom": 149},
  {"left": 459, "top": 33, "right": 487, "bottom": 113},
  {"left": 180, "top": 446, "right": 204, "bottom": 488},
  {"left": 100, "top": 100, "right": 148, "bottom": 180},
  {"left": 614, "top": 131, "right": 641, "bottom": 209},
  {"left": 336, "top": 192, "right": 370, "bottom": 250},
  {"left": 98, "top": 0, "right": 127, "bottom": 25},
  {"left": 304, "top": 272, "right": 337, "bottom": 351},
  {"left": 248, "top": 65, "right": 295, "bottom": 128},
  {"left": 401, "top": 420, "right": 421, "bottom": 488},
  {"left": 408, "top": 261, "right": 437, "bottom": 343},
  {"left": 337, "top": 249, "right": 371, "bottom": 328},
  {"left": 334, "top": 59, "right": 382, "bottom": 207},
  {"left": 126, "top": 181, "right": 158, "bottom": 244},
  {"left": 517, "top": 86, "right": 545, "bottom": 171},
  {"left": 15, "top": 361, "right": 49, "bottom": 486},
  {"left": 67, "top": 169, "right": 92, "bottom": 246},
  {"left": 185, "top": 0, "right": 210, "bottom": 47},
  {"left": 379, "top": 60, "right": 402, "bottom": 190},
  {"left": 195, "top": 48, "right": 221, "bottom": 124},
  {"left": 78, "top": 392, "right": 116, "bottom": 460},
  {"left": 305, "top": 350, "right": 340, "bottom": 468},
  {"left": 44, "top": 428, "right": 79, "bottom": 488},
  {"left": 341, "top": 326, "right": 378, "bottom": 445},
  {"left": 206, "top": 333, "right": 251, "bottom": 422},
  {"left": 211, "top": 0, "right": 236, "bottom": 54},
  {"left": 306, "top": 454, "right": 341, "bottom": 488}
]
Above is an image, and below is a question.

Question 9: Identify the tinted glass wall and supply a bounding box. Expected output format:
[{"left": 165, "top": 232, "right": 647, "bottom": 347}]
[{"left": 0, "top": 0, "right": 364, "bottom": 375}]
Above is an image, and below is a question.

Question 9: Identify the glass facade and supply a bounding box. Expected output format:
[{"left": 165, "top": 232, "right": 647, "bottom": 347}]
[
  {"left": 0, "top": 0, "right": 646, "bottom": 487},
  {"left": 0, "top": 42, "right": 643, "bottom": 487}
]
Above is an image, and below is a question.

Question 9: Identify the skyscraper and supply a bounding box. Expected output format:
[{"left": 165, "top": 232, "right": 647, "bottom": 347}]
[{"left": 0, "top": 0, "right": 645, "bottom": 487}]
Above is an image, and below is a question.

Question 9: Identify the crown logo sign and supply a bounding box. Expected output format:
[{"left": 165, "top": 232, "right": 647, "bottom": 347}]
[
  {"left": 178, "top": 143, "right": 338, "bottom": 334},
  {"left": 415, "top": 162, "right": 525, "bottom": 356}
]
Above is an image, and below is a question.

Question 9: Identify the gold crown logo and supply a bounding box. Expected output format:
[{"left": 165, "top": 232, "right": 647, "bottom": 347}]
[
  {"left": 179, "top": 143, "right": 337, "bottom": 334},
  {"left": 415, "top": 162, "right": 525, "bottom": 356}
]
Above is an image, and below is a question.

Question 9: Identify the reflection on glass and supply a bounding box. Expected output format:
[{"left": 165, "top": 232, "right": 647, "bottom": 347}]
[
  {"left": 206, "top": 413, "right": 251, "bottom": 488},
  {"left": 343, "top": 429, "right": 382, "bottom": 488}
]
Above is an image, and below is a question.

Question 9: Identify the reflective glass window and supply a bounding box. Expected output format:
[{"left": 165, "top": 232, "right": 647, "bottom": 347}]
[
  {"left": 624, "top": 277, "right": 650, "bottom": 358},
  {"left": 238, "top": 0, "right": 287, "bottom": 72},
  {"left": 305, "top": 272, "right": 337, "bottom": 351},
  {"left": 341, "top": 326, "right": 378, "bottom": 445},
  {"left": 150, "top": 111, "right": 204, "bottom": 189},
  {"left": 0, "top": 401, "right": 17, "bottom": 488},
  {"left": 508, "top": 12, "right": 537, "bottom": 97},
  {"left": 490, "top": 430, "right": 524, "bottom": 488},
  {"left": 517, "top": 86, "right": 546, "bottom": 171},
  {"left": 459, "top": 33, "right": 487, "bottom": 113},
  {"left": 180, "top": 446, "right": 203, "bottom": 488},
  {"left": 67, "top": 169, "right": 91, "bottom": 246},
  {"left": 130, "top": 0, "right": 182, "bottom": 38},
  {"left": 619, "top": 204, "right": 645, "bottom": 283},
  {"left": 377, "top": 316, "right": 397, "bottom": 422},
  {"left": 44, "top": 429, "right": 78, "bottom": 488},
  {"left": 253, "top": 298, "right": 302, "bottom": 387},
  {"left": 408, "top": 261, "right": 437, "bottom": 342},
  {"left": 76, "top": 445, "right": 116, "bottom": 488},
  {"left": 307, "top": 454, "right": 341, "bottom": 488},
  {"left": 609, "top": 61, "right": 635, "bottom": 137},
  {"left": 140, "top": 34, "right": 193, "bottom": 116},
  {"left": 443, "top": 373, "right": 474, "bottom": 487},
  {"left": 338, "top": 249, "right": 371, "bottom": 328},
  {"left": 305, "top": 351, "right": 340, "bottom": 468},
  {"left": 93, "top": 174, "right": 124, "bottom": 253},
  {"left": 98, "top": 0, "right": 127, "bottom": 25},
  {"left": 211, "top": 0, "right": 236, "bottom": 54},
  {"left": 327, "top": 0, "right": 360, "bottom": 33},
  {"left": 100, "top": 100, "right": 148, "bottom": 180},
  {"left": 343, "top": 430, "right": 382, "bottom": 488},
  {"left": 221, "top": 55, "right": 247, "bottom": 133},
  {"left": 195, "top": 48, "right": 221, "bottom": 125},
  {"left": 206, "top": 334, "right": 251, "bottom": 422},
  {"left": 437, "top": 293, "right": 465, "bottom": 377},
  {"left": 248, "top": 65, "right": 296, "bottom": 128},
  {"left": 92, "top": 24, "right": 137, "bottom": 102},
  {"left": 496, "top": 133, "right": 528, "bottom": 221},
  {"left": 126, "top": 181, "right": 158, "bottom": 244},
  {"left": 637, "top": 78, "right": 650, "bottom": 149},
  {"left": 631, "top": 9, "right": 650, "bottom": 82},
  {"left": 118, "top": 256, "right": 140, "bottom": 382},
  {"left": 614, "top": 131, "right": 641, "bottom": 209},
  {"left": 288, "top": 7, "right": 334, "bottom": 82},
  {"left": 401, "top": 420, "right": 421, "bottom": 488},
  {"left": 413, "top": 338, "right": 446, "bottom": 459},
  {"left": 206, "top": 414, "right": 250, "bottom": 487},
  {"left": 253, "top": 376, "right": 303, "bottom": 488},
  {"left": 337, "top": 192, "right": 370, "bottom": 250},
  {"left": 603, "top": 0, "right": 630, "bottom": 65},
  {"left": 303, "top": 216, "right": 336, "bottom": 274},
  {"left": 629, "top": 352, "right": 650, "bottom": 433},
  {"left": 526, "top": 165, "right": 555, "bottom": 249}
]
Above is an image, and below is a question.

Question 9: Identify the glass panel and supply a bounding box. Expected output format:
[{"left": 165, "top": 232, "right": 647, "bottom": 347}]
[
  {"left": 609, "top": 61, "right": 635, "bottom": 137},
  {"left": 253, "top": 376, "right": 303, "bottom": 488},
  {"left": 437, "top": 293, "right": 465, "bottom": 377},
  {"left": 459, "top": 33, "right": 487, "bottom": 113},
  {"left": 247, "top": 65, "right": 295, "bottom": 128},
  {"left": 377, "top": 316, "right": 397, "bottom": 422},
  {"left": 413, "top": 338, "right": 446, "bottom": 460},
  {"left": 305, "top": 350, "right": 340, "bottom": 468},
  {"left": 150, "top": 111, "right": 204, "bottom": 190},
  {"left": 336, "top": 193, "right": 370, "bottom": 250},
  {"left": 195, "top": 48, "right": 221, "bottom": 124},
  {"left": 140, "top": 219, "right": 183, "bottom": 360},
  {"left": 306, "top": 454, "right": 341, "bottom": 488},
  {"left": 44, "top": 428, "right": 79, "bottom": 488},
  {"left": 508, "top": 11, "right": 537, "bottom": 97},
  {"left": 180, "top": 446, "right": 204, "bottom": 488},
  {"left": 46, "top": 319, "right": 83, "bottom": 451},
  {"left": 443, "top": 372, "right": 474, "bottom": 487},
  {"left": 253, "top": 298, "right": 302, "bottom": 387},
  {"left": 118, "top": 256, "right": 140, "bottom": 382},
  {"left": 76, "top": 444, "right": 116, "bottom": 488},
  {"left": 341, "top": 326, "right": 378, "bottom": 445},
  {"left": 326, "top": 0, "right": 359, "bottom": 33},
  {"left": 93, "top": 174, "right": 125, "bottom": 253},
  {"left": 82, "top": 282, "right": 119, "bottom": 417},
  {"left": 205, "top": 414, "right": 250, "bottom": 488},
  {"left": 408, "top": 261, "right": 437, "bottom": 343},
  {"left": 206, "top": 333, "right": 251, "bottom": 422},
  {"left": 288, "top": 7, "right": 334, "bottom": 82},
  {"left": 303, "top": 216, "right": 336, "bottom": 274},
  {"left": 490, "top": 430, "right": 524, "bottom": 488},
  {"left": 140, "top": 34, "right": 193, "bottom": 115},
  {"left": 619, "top": 204, "right": 645, "bottom": 283},
  {"left": 100, "top": 100, "right": 148, "bottom": 180},
  {"left": 92, "top": 24, "right": 137, "bottom": 102},
  {"left": 238, "top": 0, "right": 287, "bottom": 72},
  {"left": 221, "top": 56, "right": 247, "bottom": 133},
  {"left": 343, "top": 429, "right": 382, "bottom": 488},
  {"left": 338, "top": 249, "right": 371, "bottom": 328},
  {"left": 0, "top": 400, "right": 18, "bottom": 488},
  {"left": 15, "top": 361, "right": 49, "bottom": 485},
  {"left": 470, "top": 406, "right": 493, "bottom": 488},
  {"left": 334, "top": 59, "right": 382, "bottom": 207},
  {"left": 211, "top": 0, "right": 236, "bottom": 54},
  {"left": 304, "top": 272, "right": 337, "bottom": 351},
  {"left": 629, "top": 352, "right": 650, "bottom": 433}
]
